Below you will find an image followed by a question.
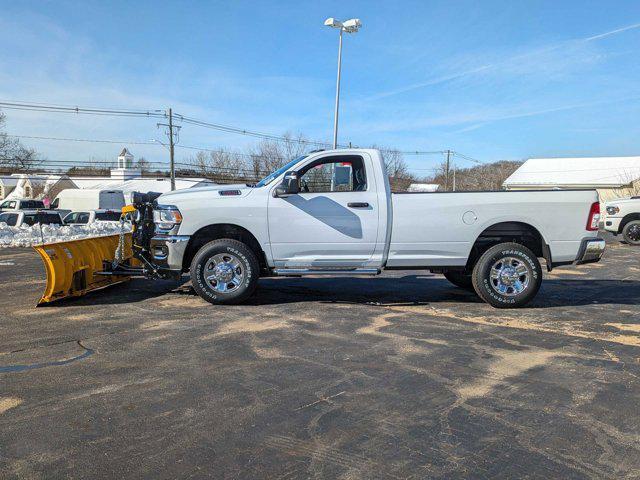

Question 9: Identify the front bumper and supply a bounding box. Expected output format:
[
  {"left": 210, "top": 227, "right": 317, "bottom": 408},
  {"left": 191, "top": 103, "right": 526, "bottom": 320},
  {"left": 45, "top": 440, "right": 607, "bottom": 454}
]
[
  {"left": 149, "top": 235, "right": 190, "bottom": 271},
  {"left": 575, "top": 238, "right": 606, "bottom": 265},
  {"left": 603, "top": 216, "right": 622, "bottom": 234}
]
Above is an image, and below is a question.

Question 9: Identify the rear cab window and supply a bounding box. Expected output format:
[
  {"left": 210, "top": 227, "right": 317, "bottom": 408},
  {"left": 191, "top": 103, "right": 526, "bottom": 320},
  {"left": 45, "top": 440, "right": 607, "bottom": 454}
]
[
  {"left": 0, "top": 213, "right": 18, "bottom": 226},
  {"left": 95, "top": 211, "right": 121, "bottom": 221}
]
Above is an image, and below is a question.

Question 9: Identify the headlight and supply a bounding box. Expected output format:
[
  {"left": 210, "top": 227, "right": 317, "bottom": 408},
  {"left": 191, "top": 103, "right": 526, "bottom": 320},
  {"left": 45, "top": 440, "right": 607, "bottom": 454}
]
[
  {"left": 606, "top": 206, "right": 620, "bottom": 215},
  {"left": 153, "top": 205, "right": 183, "bottom": 232}
]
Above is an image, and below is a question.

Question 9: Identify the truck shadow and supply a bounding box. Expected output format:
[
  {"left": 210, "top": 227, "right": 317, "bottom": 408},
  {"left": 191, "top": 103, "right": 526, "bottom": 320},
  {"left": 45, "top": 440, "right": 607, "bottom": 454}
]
[
  {"left": 39, "top": 276, "right": 640, "bottom": 309},
  {"left": 245, "top": 276, "right": 640, "bottom": 309}
]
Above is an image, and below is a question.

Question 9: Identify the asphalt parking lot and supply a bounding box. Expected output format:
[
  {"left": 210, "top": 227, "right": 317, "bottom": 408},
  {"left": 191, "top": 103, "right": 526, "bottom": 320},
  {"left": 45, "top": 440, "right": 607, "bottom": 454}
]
[{"left": 1, "top": 234, "right": 639, "bottom": 479}]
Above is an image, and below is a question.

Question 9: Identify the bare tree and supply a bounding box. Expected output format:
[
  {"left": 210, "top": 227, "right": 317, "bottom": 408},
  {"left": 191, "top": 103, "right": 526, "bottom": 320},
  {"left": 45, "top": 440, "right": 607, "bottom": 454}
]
[
  {"left": 0, "top": 110, "right": 44, "bottom": 172},
  {"left": 372, "top": 145, "right": 416, "bottom": 191},
  {"left": 135, "top": 156, "right": 151, "bottom": 174},
  {"left": 191, "top": 149, "right": 249, "bottom": 183},
  {"left": 429, "top": 160, "right": 523, "bottom": 191},
  {"left": 248, "top": 132, "right": 309, "bottom": 181}
]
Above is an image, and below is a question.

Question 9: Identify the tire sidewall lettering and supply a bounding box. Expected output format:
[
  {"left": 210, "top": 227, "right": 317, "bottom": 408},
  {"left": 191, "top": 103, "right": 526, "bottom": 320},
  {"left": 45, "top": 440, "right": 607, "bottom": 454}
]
[
  {"left": 195, "top": 246, "right": 253, "bottom": 300},
  {"left": 481, "top": 248, "right": 539, "bottom": 304}
]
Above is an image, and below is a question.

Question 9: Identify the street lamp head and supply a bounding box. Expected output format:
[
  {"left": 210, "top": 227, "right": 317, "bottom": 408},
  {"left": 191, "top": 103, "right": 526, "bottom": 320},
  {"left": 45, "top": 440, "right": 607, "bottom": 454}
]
[
  {"left": 342, "top": 18, "right": 362, "bottom": 33},
  {"left": 324, "top": 17, "right": 343, "bottom": 28},
  {"left": 324, "top": 17, "right": 361, "bottom": 33}
]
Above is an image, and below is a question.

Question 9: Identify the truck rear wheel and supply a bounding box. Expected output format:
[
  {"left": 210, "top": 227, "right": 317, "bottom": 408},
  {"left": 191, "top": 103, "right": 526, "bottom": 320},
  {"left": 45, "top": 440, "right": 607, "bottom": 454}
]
[
  {"left": 443, "top": 271, "right": 473, "bottom": 290},
  {"left": 190, "top": 239, "right": 260, "bottom": 304},
  {"left": 622, "top": 220, "right": 640, "bottom": 245},
  {"left": 471, "top": 242, "right": 542, "bottom": 308}
]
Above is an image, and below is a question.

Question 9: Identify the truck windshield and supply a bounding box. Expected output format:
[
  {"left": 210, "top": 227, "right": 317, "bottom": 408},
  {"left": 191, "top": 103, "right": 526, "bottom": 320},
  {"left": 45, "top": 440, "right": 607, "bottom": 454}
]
[{"left": 253, "top": 155, "right": 308, "bottom": 188}]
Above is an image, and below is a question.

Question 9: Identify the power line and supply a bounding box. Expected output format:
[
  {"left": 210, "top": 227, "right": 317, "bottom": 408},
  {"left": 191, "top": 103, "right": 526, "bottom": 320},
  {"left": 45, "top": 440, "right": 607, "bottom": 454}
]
[
  {"left": 6, "top": 134, "right": 159, "bottom": 146},
  {"left": 0, "top": 100, "right": 165, "bottom": 118}
]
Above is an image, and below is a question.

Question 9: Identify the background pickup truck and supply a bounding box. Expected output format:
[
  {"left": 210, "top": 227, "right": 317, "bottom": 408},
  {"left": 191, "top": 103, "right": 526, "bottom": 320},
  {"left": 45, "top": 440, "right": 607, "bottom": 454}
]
[
  {"left": 603, "top": 196, "right": 640, "bottom": 245},
  {"left": 140, "top": 148, "right": 604, "bottom": 308}
]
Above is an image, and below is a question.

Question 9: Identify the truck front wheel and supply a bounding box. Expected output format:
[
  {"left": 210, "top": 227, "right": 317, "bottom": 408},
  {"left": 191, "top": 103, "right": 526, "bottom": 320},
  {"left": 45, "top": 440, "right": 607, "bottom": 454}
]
[
  {"left": 471, "top": 242, "right": 542, "bottom": 308},
  {"left": 622, "top": 220, "right": 640, "bottom": 245},
  {"left": 190, "top": 239, "right": 260, "bottom": 304}
]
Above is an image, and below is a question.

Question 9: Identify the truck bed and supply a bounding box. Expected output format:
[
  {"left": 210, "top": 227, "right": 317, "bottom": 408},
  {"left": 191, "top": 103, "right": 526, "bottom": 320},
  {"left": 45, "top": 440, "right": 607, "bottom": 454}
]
[{"left": 387, "top": 190, "right": 599, "bottom": 267}]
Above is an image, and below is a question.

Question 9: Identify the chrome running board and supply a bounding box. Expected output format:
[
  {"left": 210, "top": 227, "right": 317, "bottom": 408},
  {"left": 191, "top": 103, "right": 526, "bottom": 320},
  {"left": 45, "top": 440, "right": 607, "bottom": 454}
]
[{"left": 273, "top": 268, "right": 380, "bottom": 276}]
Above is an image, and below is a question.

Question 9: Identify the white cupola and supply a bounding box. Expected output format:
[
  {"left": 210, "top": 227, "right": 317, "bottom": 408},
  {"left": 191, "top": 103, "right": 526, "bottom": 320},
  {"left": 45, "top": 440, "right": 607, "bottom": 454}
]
[{"left": 111, "top": 147, "right": 141, "bottom": 180}]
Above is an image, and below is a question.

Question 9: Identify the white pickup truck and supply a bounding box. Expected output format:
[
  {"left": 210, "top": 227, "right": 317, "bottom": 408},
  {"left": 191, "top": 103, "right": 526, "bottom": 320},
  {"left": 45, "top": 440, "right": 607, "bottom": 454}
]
[
  {"left": 603, "top": 196, "right": 640, "bottom": 245},
  {"left": 131, "top": 149, "right": 605, "bottom": 308}
]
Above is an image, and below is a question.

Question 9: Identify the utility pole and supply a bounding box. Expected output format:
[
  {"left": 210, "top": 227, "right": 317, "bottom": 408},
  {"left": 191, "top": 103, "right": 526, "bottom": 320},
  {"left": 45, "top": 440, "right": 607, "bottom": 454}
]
[
  {"left": 168, "top": 108, "right": 175, "bottom": 191},
  {"left": 445, "top": 149, "right": 451, "bottom": 191},
  {"left": 453, "top": 159, "right": 457, "bottom": 192},
  {"left": 157, "top": 108, "right": 180, "bottom": 191},
  {"left": 332, "top": 28, "right": 343, "bottom": 150}
]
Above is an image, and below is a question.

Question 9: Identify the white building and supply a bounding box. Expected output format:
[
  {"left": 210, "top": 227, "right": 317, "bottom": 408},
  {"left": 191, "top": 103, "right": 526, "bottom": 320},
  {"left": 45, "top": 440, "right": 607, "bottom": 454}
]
[
  {"left": 1, "top": 148, "right": 215, "bottom": 204},
  {"left": 0, "top": 174, "right": 76, "bottom": 203},
  {"left": 503, "top": 156, "right": 640, "bottom": 202},
  {"left": 407, "top": 183, "right": 440, "bottom": 193}
]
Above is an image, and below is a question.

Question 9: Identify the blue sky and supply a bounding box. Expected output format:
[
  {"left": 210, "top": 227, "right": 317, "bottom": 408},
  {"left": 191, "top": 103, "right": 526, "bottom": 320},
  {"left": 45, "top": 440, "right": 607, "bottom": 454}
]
[{"left": 1, "top": 0, "right": 640, "bottom": 175}]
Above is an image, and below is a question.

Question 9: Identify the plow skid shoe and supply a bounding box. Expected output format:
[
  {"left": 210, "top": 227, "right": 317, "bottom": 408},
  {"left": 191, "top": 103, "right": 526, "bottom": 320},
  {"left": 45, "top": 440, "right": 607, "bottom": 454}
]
[{"left": 33, "top": 234, "right": 137, "bottom": 305}]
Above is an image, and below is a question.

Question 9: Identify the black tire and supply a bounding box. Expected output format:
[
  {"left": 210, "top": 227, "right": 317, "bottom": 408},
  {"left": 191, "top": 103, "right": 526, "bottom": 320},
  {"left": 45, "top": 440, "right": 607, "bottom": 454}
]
[
  {"left": 622, "top": 220, "right": 640, "bottom": 245},
  {"left": 443, "top": 271, "right": 474, "bottom": 290},
  {"left": 471, "top": 242, "right": 542, "bottom": 308},
  {"left": 190, "top": 239, "right": 260, "bottom": 304}
]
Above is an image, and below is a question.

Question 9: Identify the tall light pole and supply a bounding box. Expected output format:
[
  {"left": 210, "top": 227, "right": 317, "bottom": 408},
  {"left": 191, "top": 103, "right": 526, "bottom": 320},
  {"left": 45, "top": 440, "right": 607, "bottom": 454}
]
[{"left": 324, "top": 17, "right": 361, "bottom": 149}]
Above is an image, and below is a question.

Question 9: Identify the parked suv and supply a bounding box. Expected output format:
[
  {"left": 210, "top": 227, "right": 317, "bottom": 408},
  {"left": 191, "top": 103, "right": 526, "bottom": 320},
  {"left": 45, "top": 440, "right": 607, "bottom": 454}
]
[
  {"left": 604, "top": 196, "right": 640, "bottom": 245},
  {"left": 0, "top": 210, "right": 63, "bottom": 227},
  {"left": 63, "top": 209, "right": 122, "bottom": 225},
  {"left": 0, "top": 198, "right": 46, "bottom": 211}
]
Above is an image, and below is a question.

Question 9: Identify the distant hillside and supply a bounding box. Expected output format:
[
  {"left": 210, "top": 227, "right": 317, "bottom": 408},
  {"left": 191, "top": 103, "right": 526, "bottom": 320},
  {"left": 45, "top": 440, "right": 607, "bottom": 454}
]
[{"left": 428, "top": 160, "right": 524, "bottom": 191}]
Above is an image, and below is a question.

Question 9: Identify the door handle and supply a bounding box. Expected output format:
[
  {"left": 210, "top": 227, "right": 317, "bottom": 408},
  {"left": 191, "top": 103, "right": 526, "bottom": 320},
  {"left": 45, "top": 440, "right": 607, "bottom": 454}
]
[{"left": 347, "top": 202, "right": 370, "bottom": 208}]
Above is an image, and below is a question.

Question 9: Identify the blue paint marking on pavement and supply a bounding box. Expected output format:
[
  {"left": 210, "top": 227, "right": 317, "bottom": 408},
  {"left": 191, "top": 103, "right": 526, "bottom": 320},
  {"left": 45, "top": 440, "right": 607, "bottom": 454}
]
[{"left": 0, "top": 342, "right": 94, "bottom": 373}]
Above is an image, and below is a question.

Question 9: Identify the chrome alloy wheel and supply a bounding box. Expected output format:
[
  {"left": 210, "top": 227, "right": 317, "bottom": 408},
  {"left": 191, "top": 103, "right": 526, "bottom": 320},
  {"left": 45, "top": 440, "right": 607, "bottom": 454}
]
[
  {"left": 204, "top": 253, "right": 245, "bottom": 293},
  {"left": 489, "top": 256, "right": 530, "bottom": 296}
]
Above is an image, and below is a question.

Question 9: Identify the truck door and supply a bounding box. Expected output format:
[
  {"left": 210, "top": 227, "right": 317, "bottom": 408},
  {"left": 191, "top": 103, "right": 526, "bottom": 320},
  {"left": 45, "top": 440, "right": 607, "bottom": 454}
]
[{"left": 267, "top": 153, "right": 380, "bottom": 268}]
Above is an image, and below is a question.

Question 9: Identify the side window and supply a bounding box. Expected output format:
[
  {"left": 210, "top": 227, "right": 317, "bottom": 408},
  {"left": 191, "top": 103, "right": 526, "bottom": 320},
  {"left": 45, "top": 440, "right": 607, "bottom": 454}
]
[
  {"left": 64, "top": 213, "right": 78, "bottom": 223},
  {"left": 298, "top": 156, "right": 367, "bottom": 193},
  {"left": 0, "top": 213, "right": 17, "bottom": 226},
  {"left": 45, "top": 214, "right": 63, "bottom": 225},
  {"left": 5, "top": 214, "right": 18, "bottom": 226},
  {"left": 77, "top": 213, "right": 90, "bottom": 224},
  {"left": 95, "top": 212, "right": 121, "bottom": 221},
  {"left": 23, "top": 214, "right": 37, "bottom": 226}
]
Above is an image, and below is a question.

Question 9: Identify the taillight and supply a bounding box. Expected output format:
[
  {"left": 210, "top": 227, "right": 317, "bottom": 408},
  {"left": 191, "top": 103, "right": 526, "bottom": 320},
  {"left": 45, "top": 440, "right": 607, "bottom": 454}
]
[{"left": 586, "top": 202, "right": 600, "bottom": 231}]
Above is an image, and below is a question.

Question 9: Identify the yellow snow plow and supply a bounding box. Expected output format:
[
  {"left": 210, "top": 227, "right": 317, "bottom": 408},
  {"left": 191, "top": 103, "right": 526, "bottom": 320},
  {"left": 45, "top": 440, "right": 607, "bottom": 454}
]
[
  {"left": 33, "top": 205, "right": 143, "bottom": 305},
  {"left": 32, "top": 194, "right": 173, "bottom": 306},
  {"left": 33, "top": 232, "right": 140, "bottom": 305}
]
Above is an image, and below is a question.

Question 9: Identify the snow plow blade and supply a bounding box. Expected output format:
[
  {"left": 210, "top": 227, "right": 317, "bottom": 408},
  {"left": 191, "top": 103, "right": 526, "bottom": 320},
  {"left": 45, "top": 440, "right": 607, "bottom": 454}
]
[{"left": 33, "top": 234, "right": 137, "bottom": 305}]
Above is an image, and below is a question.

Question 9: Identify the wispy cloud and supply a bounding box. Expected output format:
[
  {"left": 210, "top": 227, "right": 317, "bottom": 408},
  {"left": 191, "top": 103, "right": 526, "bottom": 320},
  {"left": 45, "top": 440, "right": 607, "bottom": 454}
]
[
  {"left": 370, "top": 22, "right": 640, "bottom": 100},
  {"left": 351, "top": 95, "right": 640, "bottom": 135}
]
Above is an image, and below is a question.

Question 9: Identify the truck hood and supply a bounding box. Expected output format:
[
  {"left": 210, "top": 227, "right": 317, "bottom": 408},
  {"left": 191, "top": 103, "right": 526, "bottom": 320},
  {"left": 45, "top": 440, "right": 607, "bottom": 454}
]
[
  {"left": 156, "top": 184, "right": 254, "bottom": 204},
  {"left": 605, "top": 197, "right": 639, "bottom": 206}
]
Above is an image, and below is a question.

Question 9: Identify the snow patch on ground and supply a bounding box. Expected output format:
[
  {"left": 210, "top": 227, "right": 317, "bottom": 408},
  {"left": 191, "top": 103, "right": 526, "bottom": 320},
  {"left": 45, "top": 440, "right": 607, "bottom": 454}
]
[{"left": 0, "top": 222, "right": 132, "bottom": 248}]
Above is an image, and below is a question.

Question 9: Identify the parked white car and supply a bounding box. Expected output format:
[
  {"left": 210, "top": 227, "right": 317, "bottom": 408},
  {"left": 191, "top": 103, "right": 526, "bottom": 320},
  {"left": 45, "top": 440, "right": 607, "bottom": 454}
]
[
  {"left": 63, "top": 209, "right": 123, "bottom": 225},
  {"left": 603, "top": 196, "right": 640, "bottom": 245},
  {"left": 0, "top": 210, "right": 63, "bottom": 227},
  {"left": 123, "top": 149, "right": 605, "bottom": 308}
]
